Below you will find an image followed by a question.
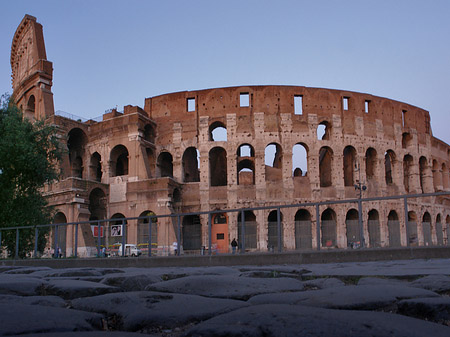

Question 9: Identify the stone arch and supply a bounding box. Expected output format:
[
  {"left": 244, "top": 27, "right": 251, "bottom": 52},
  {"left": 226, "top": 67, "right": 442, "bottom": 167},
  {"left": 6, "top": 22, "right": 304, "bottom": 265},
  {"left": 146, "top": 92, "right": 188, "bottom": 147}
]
[
  {"left": 343, "top": 146, "right": 357, "bottom": 187},
  {"left": 157, "top": 151, "right": 173, "bottom": 178},
  {"left": 436, "top": 213, "right": 444, "bottom": 245},
  {"left": 345, "top": 209, "right": 360, "bottom": 248},
  {"left": 265, "top": 143, "right": 282, "bottom": 182},
  {"left": 237, "top": 211, "right": 257, "bottom": 250},
  {"left": 209, "top": 121, "right": 227, "bottom": 141},
  {"left": 432, "top": 159, "right": 442, "bottom": 191},
  {"left": 110, "top": 145, "right": 129, "bottom": 177},
  {"left": 294, "top": 209, "right": 312, "bottom": 249},
  {"left": 385, "top": 150, "right": 396, "bottom": 185},
  {"left": 402, "top": 132, "right": 412, "bottom": 149},
  {"left": 422, "top": 211, "right": 432, "bottom": 246},
  {"left": 182, "top": 215, "right": 202, "bottom": 251},
  {"left": 419, "top": 156, "right": 431, "bottom": 193},
  {"left": 182, "top": 147, "right": 200, "bottom": 182},
  {"left": 90, "top": 152, "right": 102, "bottom": 182},
  {"left": 408, "top": 211, "right": 418, "bottom": 246},
  {"left": 403, "top": 154, "right": 414, "bottom": 193},
  {"left": 317, "top": 121, "right": 331, "bottom": 140},
  {"left": 267, "top": 210, "right": 283, "bottom": 251},
  {"left": 52, "top": 212, "right": 67, "bottom": 257},
  {"left": 365, "top": 147, "right": 377, "bottom": 180},
  {"left": 67, "top": 128, "right": 88, "bottom": 178},
  {"left": 292, "top": 143, "right": 308, "bottom": 177},
  {"left": 137, "top": 210, "right": 157, "bottom": 249},
  {"left": 368, "top": 209, "right": 381, "bottom": 247},
  {"left": 387, "top": 210, "right": 401, "bottom": 247},
  {"left": 321, "top": 208, "right": 337, "bottom": 248},
  {"left": 319, "top": 146, "right": 333, "bottom": 187},
  {"left": 209, "top": 147, "right": 227, "bottom": 186},
  {"left": 237, "top": 144, "right": 255, "bottom": 185},
  {"left": 25, "top": 95, "right": 35, "bottom": 119}
]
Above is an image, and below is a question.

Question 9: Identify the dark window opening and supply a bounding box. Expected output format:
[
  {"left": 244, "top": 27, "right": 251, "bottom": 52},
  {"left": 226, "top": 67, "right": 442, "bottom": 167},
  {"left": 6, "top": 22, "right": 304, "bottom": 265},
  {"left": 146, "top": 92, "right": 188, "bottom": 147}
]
[
  {"left": 209, "top": 147, "right": 227, "bottom": 186},
  {"left": 157, "top": 152, "right": 173, "bottom": 178}
]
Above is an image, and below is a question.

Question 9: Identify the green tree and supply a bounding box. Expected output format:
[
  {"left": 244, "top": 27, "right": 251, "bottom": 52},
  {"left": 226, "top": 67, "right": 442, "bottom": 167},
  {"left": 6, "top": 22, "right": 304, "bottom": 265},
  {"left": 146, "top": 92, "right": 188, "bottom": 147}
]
[{"left": 0, "top": 94, "right": 62, "bottom": 258}]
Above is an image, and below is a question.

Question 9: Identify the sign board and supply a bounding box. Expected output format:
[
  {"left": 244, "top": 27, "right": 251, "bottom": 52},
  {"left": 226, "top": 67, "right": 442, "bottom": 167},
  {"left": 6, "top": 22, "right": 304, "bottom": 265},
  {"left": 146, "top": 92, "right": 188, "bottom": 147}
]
[
  {"left": 91, "top": 225, "right": 104, "bottom": 237},
  {"left": 111, "top": 225, "right": 123, "bottom": 237}
]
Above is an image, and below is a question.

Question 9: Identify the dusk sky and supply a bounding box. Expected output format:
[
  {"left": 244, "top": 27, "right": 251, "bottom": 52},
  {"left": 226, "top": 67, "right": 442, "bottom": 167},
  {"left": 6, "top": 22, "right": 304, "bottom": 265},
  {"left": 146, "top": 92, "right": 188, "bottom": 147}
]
[{"left": 2, "top": 0, "right": 450, "bottom": 144}]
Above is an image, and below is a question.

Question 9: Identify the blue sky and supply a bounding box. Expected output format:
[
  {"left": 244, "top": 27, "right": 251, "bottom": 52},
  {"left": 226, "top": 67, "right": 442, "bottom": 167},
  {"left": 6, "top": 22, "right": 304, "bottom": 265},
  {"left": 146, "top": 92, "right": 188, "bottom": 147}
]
[{"left": 2, "top": 0, "right": 450, "bottom": 144}]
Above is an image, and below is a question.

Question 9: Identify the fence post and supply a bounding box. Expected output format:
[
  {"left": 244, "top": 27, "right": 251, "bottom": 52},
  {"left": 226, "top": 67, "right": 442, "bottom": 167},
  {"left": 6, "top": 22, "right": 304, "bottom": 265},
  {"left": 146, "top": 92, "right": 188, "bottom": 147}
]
[
  {"left": 316, "top": 204, "right": 321, "bottom": 251},
  {"left": 177, "top": 215, "right": 181, "bottom": 256},
  {"left": 74, "top": 224, "right": 78, "bottom": 258},
  {"left": 208, "top": 212, "right": 212, "bottom": 256},
  {"left": 277, "top": 207, "right": 282, "bottom": 253},
  {"left": 358, "top": 199, "right": 365, "bottom": 248},
  {"left": 240, "top": 210, "right": 245, "bottom": 253},
  {"left": 15, "top": 228, "right": 19, "bottom": 259},
  {"left": 404, "top": 197, "right": 410, "bottom": 247},
  {"left": 148, "top": 217, "right": 153, "bottom": 257},
  {"left": 34, "top": 227, "right": 38, "bottom": 258},
  {"left": 121, "top": 219, "right": 126, "bottom": 257}
]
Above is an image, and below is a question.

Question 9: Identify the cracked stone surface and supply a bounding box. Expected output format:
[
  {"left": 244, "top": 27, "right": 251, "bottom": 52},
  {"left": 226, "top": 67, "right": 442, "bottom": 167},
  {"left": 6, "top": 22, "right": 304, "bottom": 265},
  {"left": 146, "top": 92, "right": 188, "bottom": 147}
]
[{"left": 0, "top": 258, "right": 449, "bottom": 336}]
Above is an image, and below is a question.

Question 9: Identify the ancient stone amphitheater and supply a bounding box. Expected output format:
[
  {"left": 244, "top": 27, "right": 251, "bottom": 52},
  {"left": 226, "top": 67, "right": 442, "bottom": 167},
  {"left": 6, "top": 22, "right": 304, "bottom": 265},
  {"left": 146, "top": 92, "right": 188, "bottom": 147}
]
[{"left": 9, "top": 15, "right": 450, "bottom": 257}]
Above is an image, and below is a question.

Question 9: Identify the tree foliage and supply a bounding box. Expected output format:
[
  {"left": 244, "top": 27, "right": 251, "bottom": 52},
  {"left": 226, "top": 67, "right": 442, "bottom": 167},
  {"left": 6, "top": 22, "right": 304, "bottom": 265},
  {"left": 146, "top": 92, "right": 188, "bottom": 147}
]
[{"left": 0, "top": 94, "right": 62, "bottom": 257}]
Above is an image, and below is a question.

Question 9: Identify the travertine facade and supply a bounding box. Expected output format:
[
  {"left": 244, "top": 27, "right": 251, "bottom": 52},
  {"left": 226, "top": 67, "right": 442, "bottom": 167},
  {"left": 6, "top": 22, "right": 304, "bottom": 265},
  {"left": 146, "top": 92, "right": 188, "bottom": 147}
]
[{"left": 10, "top": 16, "right": 450, "bottom": 256}]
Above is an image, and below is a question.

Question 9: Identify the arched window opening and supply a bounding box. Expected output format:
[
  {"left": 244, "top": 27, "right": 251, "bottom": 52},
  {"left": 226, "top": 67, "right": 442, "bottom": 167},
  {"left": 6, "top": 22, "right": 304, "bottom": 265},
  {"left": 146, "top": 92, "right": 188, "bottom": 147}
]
[
  {"left": 265, "top": 143, "right": 282, "bottom": 182},
  {"left": 317, "top": 121, "right": 331, "bottom": 140},
  {"left": 385, "top": 150, "right": 395, "bottom": 185},
  {"left": 137, "top": 211, "right": 158, "bottom": 251},
  {"left": 27, "top": 95, "right": 35, "bottom": 113},
  {"left": 90, "top": 152, "right": 102, "bottom": 182},
  {"left": 436, "top": 214, "right": 444, "bottom": 245},
  {"left": 182, "top": 215, "right": 202, "bottom": 251},
  {"left": 89, "top": 188, "right": 107, "bottom": 221},
  {"left": 387, "top": 210, "right": 401, "bottom": 247},
  {"left": 237, "top": 144, "right": 254, "bottom": 157},
  {"left": 408, "top": 211, "right": 418, "bottom": 246},
  {"left": 182, "top": 147, "right": 200, "bottom": 182},
  {"left": 292, "top": 143, "right": 308, "bottom": 177},
  {"left": 212, "top": 213, "right": 229, "bottom": 253},
  {"left": 209, "top": 147, "right": 227, "bottom": 186},
  {"left": 237, "top": 211, "right": 257, "bottom": 250},
  {"left": 108, "top": 213, "right": 127, "bottom": 247},
  {"left": 295, "top": 209, "right": 312, "bottom": 249},
  {"left": 110, "top": 145, "right": 129, "bottom": 177},
  {"left": 209, "top": 121, "right": 227, "bottom": 141},
  {"left": 368, "top": 209, "right": 381, "bottom": 247},
  {"left": 343, "top": 146, "right": 357, "bottom": 187},
  {"left": 422, "top": 212, "right": 432, "bottom": 246},
  {"left": 267, "top": 210, "right": 283, "bottom": 251},
  {"left": 442, "top": 163, "right": 449, "bottom": 190},
  {"left": 403, "top": 155, "right": 413, "bottom": 193},
  {"left": 143, "top": 124, "right": 156, "bottom": 143},
  {"left": 68, "top": 128, "right": 88, "bottom": 178},
  {"left": 432, "top": 160, "right": 442, "bottom": 191},
  {"left": 52, "top": 212, "right": 67, "bottom": 258},
  {"left": 365, "top": 148, "right": 377, "bottom": 180},
  {"left": 402, "top": 132, "right": 412, "bottom": 149},
  {"left": 321, "top": 208, "right": 337, "bottom": 248},
  {"left": 345, "top": 209, "right": 360, "bottom": 248},
  {"left": 237, "top": 144, "right": 255, "bottom": 185},
  {"left": 419, "top": 156, "right": 432, "bottom": 194},
  {"left": 157, "top": 151, "right": 173, "bottom": 178},
  {"left": 319, "top": 147, "right": 333, "bottom": 187}
]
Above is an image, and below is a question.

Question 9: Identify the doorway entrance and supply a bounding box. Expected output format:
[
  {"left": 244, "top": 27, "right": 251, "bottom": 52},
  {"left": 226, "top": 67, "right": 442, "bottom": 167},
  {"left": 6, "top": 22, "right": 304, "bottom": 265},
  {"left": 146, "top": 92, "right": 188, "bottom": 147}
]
[{"left": 212, "top": 213, "right": 229, "bottom": 253}]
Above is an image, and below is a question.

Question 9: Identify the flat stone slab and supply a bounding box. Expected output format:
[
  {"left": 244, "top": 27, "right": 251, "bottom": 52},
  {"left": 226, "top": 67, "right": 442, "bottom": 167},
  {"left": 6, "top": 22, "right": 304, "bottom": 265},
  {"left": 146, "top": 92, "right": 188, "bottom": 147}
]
[
  {"left": 29, "top": 267, "right": 124, "bottom": 278},
  {"left": 357, "top": 276, "right": 411, "bottom": 287},
  {"left": 146, "top": 274, "right": 304, "bottom": 300},
  {"left": 398, "top": 297, "right": 450, "bottom": 323},
  {"left": 0, "top": 294, "right": 66, "bottom": 307},
  {"left": 0, "top": 303, "right": 103, "bottom": 335},
  {"left": 71, "top": 291, "right": 248, "bottom": 331},
  {"left": 303, "top": 277, "right": 345, "bottom": 289},
  {"left": 249, "top": 284, "right": 439, "bottom": 310},
  {"left": 410, "top": 274, "right": 450, "bottom": 293},
  {"left": 44, "top": 279, "right": 120, "bottom": 299},
  {"left": 101, "top": 271, "right": 162, "bottom": 291},
  {"left": 185, "top": 304, "right": 450, "bottom": 337},
  {"left": 0, "top": 274, "right": 48, "bottom": 296}
]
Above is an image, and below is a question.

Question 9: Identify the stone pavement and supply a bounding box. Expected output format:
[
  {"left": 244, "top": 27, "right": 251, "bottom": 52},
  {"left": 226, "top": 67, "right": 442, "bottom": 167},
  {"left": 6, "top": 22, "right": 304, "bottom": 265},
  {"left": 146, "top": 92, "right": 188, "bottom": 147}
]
[{"left": 0, "top": 258, "right": 450, "bottom": 336}]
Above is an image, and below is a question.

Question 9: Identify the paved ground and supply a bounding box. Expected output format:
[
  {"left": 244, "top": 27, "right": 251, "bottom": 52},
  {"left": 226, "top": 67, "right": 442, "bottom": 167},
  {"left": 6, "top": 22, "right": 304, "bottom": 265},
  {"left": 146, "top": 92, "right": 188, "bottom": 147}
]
[{"left": 0, "top": 258, "right": 450, "bottom": 336}]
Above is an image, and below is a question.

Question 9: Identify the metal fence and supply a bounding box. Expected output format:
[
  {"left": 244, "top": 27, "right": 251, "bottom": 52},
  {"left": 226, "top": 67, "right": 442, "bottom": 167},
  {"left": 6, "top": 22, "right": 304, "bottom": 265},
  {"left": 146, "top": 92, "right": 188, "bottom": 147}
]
[{"left": 1, "top": 191, "right": 450, "bottom": 259}]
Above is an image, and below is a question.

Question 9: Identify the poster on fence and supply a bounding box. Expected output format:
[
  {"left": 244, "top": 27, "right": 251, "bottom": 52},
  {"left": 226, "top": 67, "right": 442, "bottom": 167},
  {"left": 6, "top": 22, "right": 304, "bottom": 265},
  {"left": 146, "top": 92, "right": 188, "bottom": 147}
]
[
  {"left": 90, "top": 225, "right": 104, "bottom": 237},
  {"left": 111, "top": 225, "right": 123, "bottom": 237}
]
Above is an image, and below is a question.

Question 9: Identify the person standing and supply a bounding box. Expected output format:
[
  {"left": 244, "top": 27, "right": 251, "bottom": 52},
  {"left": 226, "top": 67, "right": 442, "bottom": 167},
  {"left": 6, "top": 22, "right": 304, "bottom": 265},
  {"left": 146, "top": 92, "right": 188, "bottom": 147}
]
[{"left": 231, "top": 238, "right": 238, "bottom": 254}]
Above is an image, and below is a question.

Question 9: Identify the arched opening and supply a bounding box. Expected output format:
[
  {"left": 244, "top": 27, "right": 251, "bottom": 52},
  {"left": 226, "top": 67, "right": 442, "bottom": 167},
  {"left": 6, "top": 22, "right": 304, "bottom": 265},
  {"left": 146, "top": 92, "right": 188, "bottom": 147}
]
[
  {"left": 442, "top": 163, "right": 449, "bottom": 190},
  {"left": 343, "top": 146, "right": 357, "bottom": 187},
  {"left": 212, "top": 213, "right": 229, "bottom": 253},
  {"left": 157, "top": 151, "right": 173, "bottom": 178},
  {"left": 182, "top": 147, "right": 200, "bottom": 182},
  {"left": 267, "top": 210, "right": 283, "bottom": 251},
  {"left": 419, "top": 156, "right": 430, "bottom": 193},
  {"left": 436, "top": 214, "right": 443, "bottom": 245},
  {"left": 368, "top": 209, "right": 381, "bottom": 247},
  {"left": 387, "top": 210, "right": 401, "bottom": 247},
  {"left": 182, "top": 215, "right": 202, "bottom": 251},
  {"left": 89, "top": 188, "right": 107, "bottom": 221},
  {"left": 422, "top": 212, "right": 432, "bottom": 246},
  {"left": 90, "top": 152, "right": 102, "bottom": 182},
  {"left": 403, "top": 154, "right": 413, "bottom": 193},
  {"left": 321, "top": 208, "right": 337, "bottom": 248},
  {"left": 317, "top": 121, "right": 331, "bottom": 140},
  {"left": 265, "top": 143, "right": 282, "bottom": 182},
  {"left": 26, "top": 95, "right": 35, "bottom": 115},
  {"left": 52, "top": 212, "right": 67, "bottom": 258},
  {"left": 110, "top": 145, "right": 129, "bottom": 177},
  {"left": 402, "top": 132, "right": 412, "bottom": 149},
  {"left": 237, "top": 144, "right": 255, "bottom": 185},
  {"left": 385, "top": 150, "right": 396, "bottom": 185},
  {"left": 365, "top": 148, "right": 377, "bottom": 180},
  {"left": 292, "top": 143, "right": 308, "bottom": 177},
  {"left": 432, "top": 160, "right": 442, "bottom": 191},
  {"left": 209, "top": 121, "right": 227, "bottom": 141},
  {"left": 209, "top": 147, "right": 227, "bottom": 186},
  {"left": 294, "top": 209, "right": 312, "bottom": 249},
  {"left": 408, "top": 211, "right": 418, "bottom": 246},
  {"left": 237, "top": 211, "right": 257, "bottom": 250},
  {"left": 108, "top": 213, "right": 127, "bottom": 248},
  {"left": 345, "top": 209, "right": 360, "bottom": 248},
  {"left": 67, "top": 128, "right": 88, "bottom": 178},
  {"left": 143, "top": 124, "right": 155, "bottom": 143},
  {"left": 137, "top": 211, "right": 157, "bottom": 252},
  {"left": 319, "top": 146, "right": 333, "bottom": 187}
]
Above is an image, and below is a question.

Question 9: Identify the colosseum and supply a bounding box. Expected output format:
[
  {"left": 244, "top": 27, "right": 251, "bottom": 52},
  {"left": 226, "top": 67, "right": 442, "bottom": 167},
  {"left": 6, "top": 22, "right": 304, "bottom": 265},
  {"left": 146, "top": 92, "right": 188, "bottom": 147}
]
[{"left": 8, "top": 15, "right": 450, "bottom": 257}]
